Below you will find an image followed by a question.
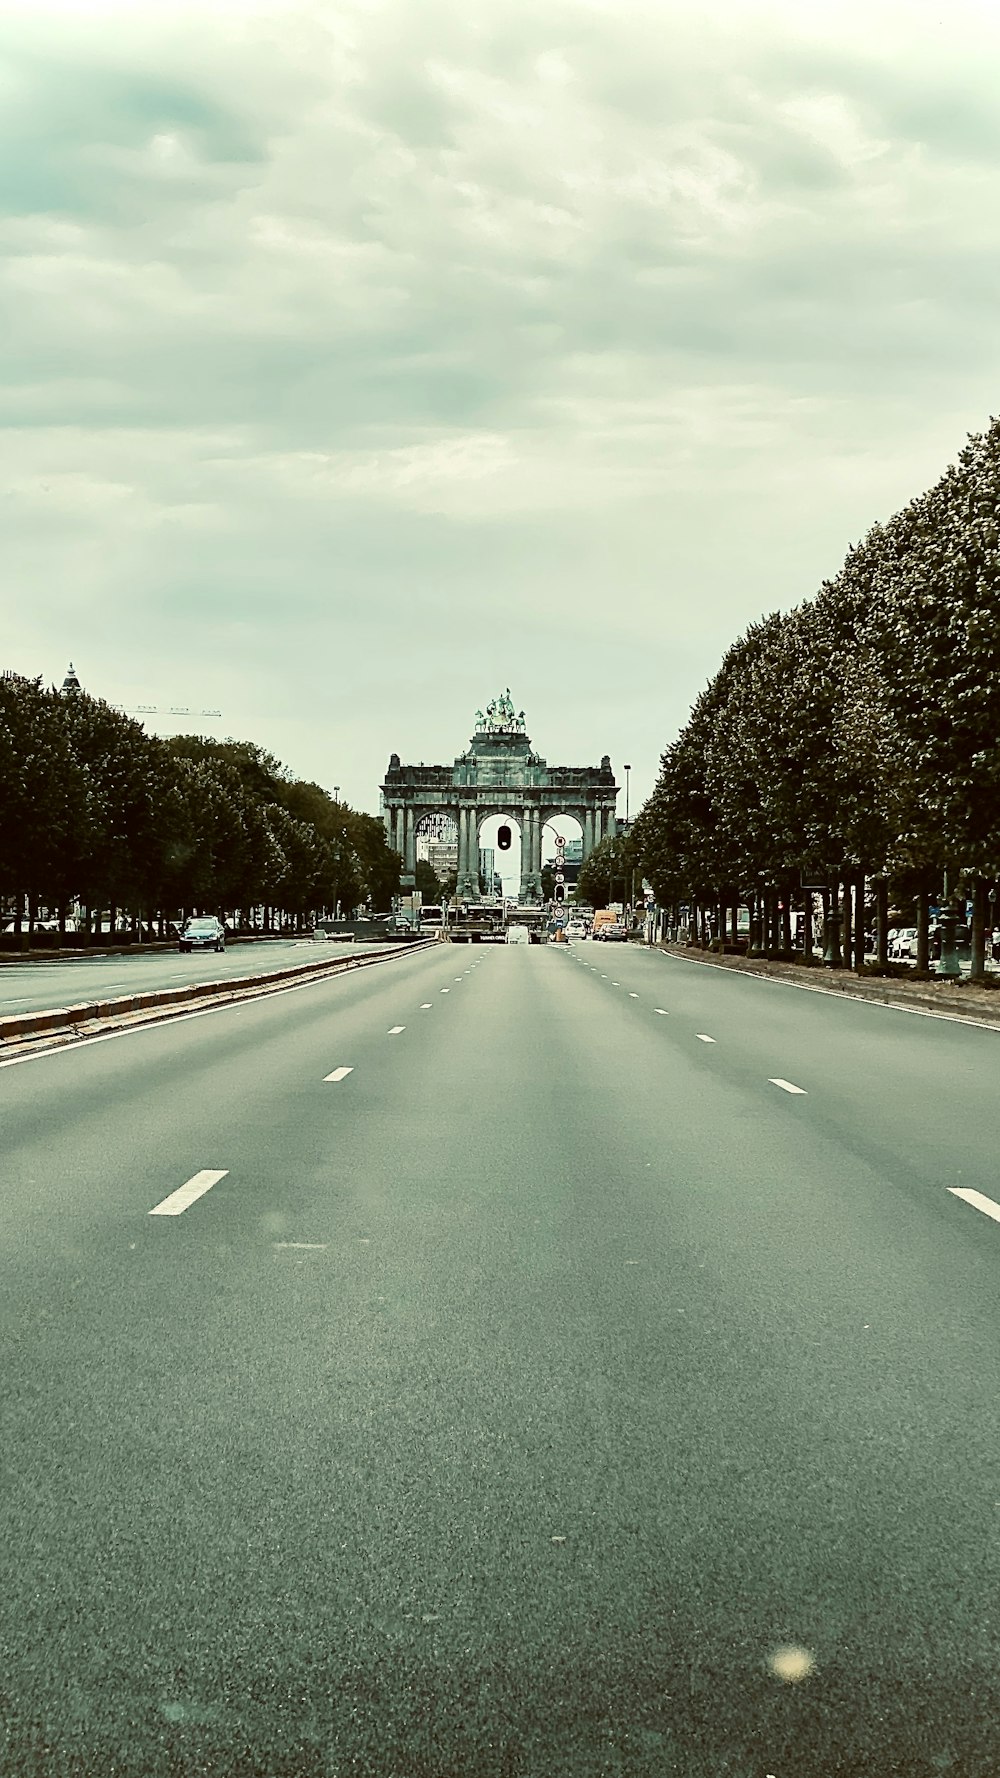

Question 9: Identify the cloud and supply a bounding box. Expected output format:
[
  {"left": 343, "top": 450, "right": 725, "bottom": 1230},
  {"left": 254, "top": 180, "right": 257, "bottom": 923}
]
[{"left": 3, "top": 0, "right": 1000, "bottom": 807}]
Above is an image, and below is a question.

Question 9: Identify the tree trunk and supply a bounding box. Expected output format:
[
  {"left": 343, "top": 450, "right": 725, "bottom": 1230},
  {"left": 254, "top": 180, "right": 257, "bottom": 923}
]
[
  {"left": 876, "top": 879, "right": 889, "bottom": 971},
  {"left": 780, "top": 895, "right": 792, "bottom": 953},
  {"left": 852, "top": 877, "right": 862, "bottom": 971},
  {"left": 970, "top": 877, "right": 988, "bottom": 981},
  {"left": 915, "top": 888, "right": 930, "bottom": 971},
  {"left": 802, "top": 892, "right": 813, "bottom": 963},
  {"left": 842, "top": 880, "right": 853, "bottom": 970}
]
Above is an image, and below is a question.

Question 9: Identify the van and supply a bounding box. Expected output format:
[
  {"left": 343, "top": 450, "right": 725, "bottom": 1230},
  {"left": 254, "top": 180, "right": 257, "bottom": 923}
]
[{"left": 591, "top": 910, "right": 619, "bottom": 940}]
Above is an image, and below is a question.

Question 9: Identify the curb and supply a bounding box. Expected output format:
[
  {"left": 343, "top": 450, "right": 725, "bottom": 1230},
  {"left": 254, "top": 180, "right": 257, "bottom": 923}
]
[
  {"left": 0, "top": 942, "right": 433, "bottom": 1051},
  {"left": 654, "top": 944, "right": 1000, "bottom": 1032}
]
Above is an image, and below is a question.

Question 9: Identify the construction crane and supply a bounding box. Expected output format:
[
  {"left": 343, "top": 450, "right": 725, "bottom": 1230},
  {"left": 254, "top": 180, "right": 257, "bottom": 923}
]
[
  {"left": 120, "top": 705, "right": 222, "bottom": 718},
  {"left": 59, "top": 663, "right": 222, "bottom": 720}
]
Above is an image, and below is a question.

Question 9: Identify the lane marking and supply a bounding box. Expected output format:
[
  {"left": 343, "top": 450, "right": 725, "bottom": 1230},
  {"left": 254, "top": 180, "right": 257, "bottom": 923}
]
[
  {"left": 420, "top": 1002, "right": 432, "bottom": 1009},
  {"left": 273, "top": 1242, "right": 328, "bottom": 1250},
  {"left": 149, "top": 1169, "right": 228, "bottom": 1217},
  {"left": 949, "top": 1187, "right": 1000, "bottom": 1224},
  {"left": 769, "top": 1078, "right": 807, "bottom": 1094},
  {"left": 455, "top": 978, "right": 462, "bottom": 982},
  {"left": 654, "top": 1008, "right": 668, "bottom": 1015},
  {"left": 388, "top": 1025, "right": 406, "bottom": 1035},
  {"left": 696, "top": 1034, "right": 716, "bottom": 1044},
  {"left": 629, "top": 992, "right": 639, "bottom": 998},
  {"left": 440, "top": 988, "right": 450, "bottom": 993},
  {"left": 324, "top": 1066, "right": 353, "bottom": 1082}
]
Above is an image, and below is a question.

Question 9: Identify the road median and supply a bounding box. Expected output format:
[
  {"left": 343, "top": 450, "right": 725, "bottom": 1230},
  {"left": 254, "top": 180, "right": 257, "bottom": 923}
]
[{"left": 0, "top": 942, "right": 433, "bottom": 1054}]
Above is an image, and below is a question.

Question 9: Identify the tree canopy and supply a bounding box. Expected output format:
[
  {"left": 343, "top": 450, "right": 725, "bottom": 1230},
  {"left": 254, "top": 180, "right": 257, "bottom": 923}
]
[
  {"left": 0, "top": 678, "right": 400, "bottom": 929},
  {"left": 633, "top": 416, "right": 1000, "bottom": 910}
]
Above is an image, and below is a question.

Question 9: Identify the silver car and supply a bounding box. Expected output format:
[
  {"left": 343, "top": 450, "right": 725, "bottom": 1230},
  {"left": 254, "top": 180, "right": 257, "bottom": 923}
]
[{"left": 179, "top": 917, "right": 226, "bottom": 954}]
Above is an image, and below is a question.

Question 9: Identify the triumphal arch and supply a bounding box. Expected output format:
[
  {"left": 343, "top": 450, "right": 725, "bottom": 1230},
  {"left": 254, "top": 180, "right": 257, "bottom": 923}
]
[{"left": 381, "top": 692, "right": 619, "bottom": 903}]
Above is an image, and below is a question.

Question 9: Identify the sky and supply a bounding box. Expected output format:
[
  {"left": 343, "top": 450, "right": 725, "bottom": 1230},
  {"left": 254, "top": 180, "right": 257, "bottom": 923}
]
[{"left": 4, "top": 0, "right": 1000, "bottom": 830}]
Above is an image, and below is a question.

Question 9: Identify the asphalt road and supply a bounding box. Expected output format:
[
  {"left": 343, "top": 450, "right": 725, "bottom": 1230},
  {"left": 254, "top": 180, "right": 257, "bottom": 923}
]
[
  {"left": 0, "top": 938, "right": 388, "bottom": 1018},
  {"left": 4, "top": 937, "right": 1000, "bottom": 1776}
]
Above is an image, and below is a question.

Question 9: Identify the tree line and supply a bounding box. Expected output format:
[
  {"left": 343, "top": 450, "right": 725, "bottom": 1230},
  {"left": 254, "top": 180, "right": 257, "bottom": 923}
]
[
  {"left": 628, "top": 416, "right": 1000, "bottom": 978},
  {"left": 0, "top": 674, "right": 400, "bottom": 943}
]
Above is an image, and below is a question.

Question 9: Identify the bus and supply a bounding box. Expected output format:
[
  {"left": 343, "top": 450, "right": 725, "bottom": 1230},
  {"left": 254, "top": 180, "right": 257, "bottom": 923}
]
[{"left": 418, "top": 905, "right": 445, "bottom": 934}]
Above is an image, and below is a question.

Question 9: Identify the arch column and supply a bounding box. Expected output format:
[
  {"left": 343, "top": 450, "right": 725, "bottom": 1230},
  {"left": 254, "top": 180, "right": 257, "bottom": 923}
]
[
  {"left": 404, "top": 805, "right": 416, "bottom": 876},
  {"left": 457, "top": 802, "right": 480, "bottom": 899}
]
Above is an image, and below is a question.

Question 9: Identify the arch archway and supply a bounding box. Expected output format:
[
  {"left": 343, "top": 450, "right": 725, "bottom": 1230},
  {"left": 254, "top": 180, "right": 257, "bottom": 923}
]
[
  {"left": 478, "top": 811, "right": 523, "bottom": 901},
  {"left": 540, "top": 811, "right": 584, "bottom": 903},
  {"left": 382, "top": 704, "right": 619, "bottom": 905}
]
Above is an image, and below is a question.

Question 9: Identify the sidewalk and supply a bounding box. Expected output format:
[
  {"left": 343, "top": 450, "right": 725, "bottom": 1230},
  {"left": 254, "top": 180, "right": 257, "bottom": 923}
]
[{"left": 654, "top": 942, "right": 1000, "bottom": 1029}]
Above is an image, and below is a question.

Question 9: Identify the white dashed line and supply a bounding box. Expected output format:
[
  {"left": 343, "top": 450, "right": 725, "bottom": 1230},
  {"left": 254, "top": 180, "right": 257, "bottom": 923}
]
[
  {"left": 629, "top": 992, "right": 639, "bottom": 998},
  {"left": 654, "top": 1008, "right": 668, "bottom": 1015},
  {"left": 769, "top": 1078, "right": 807, "bottom": 1094},
  {"left": 440, "top": 988, "right": 450, "bottom": 993},
  {"left": 696, "top": 1034, "right": 716, "bottom": 1044},
  {"left": 388, "top": 1025, "right": 406, "bottom": 1035},
  {"left": 949, "top": 1187, "right": 1000, "bottom": 1224},
  {"left": 273, "top": 1242, "right": 328, "bottom": 1250},
  {"left": 149, "top": 1169, "right": 228, "bottom": 1217},
  {"left": 420, "top": 1002, "right": 432, "bottom": 1009},
  {"left": 324, "top": 1066, "right": 353, "bottom": 1082}
]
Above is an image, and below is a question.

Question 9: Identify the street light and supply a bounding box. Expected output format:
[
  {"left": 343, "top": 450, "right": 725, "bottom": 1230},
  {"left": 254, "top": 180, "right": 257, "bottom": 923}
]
[{"left": 623, "top": 766, "right": 633, "bottom": 920}]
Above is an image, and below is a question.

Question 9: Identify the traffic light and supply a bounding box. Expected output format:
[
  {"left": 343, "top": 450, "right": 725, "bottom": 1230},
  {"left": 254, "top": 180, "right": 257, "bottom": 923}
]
[
  {"left": 497, "top": 824, "right": 512, "bottom": 851},
  {"left": 554, "top": 884, "right": 565, "bottom": 901}
]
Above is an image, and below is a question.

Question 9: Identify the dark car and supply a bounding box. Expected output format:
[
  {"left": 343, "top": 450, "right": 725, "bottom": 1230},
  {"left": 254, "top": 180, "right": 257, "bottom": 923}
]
[{"left": 179, "top": 916, "right": 226, "bottom": 954}]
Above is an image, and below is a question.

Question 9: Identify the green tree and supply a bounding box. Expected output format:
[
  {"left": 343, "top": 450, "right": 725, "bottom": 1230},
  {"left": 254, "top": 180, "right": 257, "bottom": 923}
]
[
  {"left": 415, "top": 859, "right": 442, "bottom": 903},
  {"left": 577, "top": 832, "right": 637, "bottom": 909}
]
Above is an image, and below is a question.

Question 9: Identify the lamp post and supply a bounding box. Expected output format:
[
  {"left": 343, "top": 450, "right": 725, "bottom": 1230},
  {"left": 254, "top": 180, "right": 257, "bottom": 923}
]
[
  {"left": 623, "top": 765, "right": 632, "bottom": 923},
  {"left": 936, "top": 868, "right": 962, "bottom": 979}
]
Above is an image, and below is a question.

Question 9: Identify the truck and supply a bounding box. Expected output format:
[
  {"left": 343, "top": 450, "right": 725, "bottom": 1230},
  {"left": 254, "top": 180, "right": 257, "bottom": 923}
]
[{"left": 448, "top": 901, "right": 507, "bottom": 943}]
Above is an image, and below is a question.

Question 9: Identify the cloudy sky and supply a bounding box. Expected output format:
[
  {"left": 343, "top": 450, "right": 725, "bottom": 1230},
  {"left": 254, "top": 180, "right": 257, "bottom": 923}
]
[{"left": 4, "top": 0, "right": 1000, "bottom": 824}]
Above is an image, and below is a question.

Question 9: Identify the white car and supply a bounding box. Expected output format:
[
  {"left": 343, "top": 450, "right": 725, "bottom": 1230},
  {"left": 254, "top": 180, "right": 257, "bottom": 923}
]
[
  {"left": 564, "top": 920, "right": 587, "bottom": 939},
  {"left": 888, "top": 927, "right": 917, "bottom": 960}
]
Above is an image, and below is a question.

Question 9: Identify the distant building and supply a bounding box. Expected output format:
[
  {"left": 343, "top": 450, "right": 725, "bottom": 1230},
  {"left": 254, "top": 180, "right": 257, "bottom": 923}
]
[{"left": 427, "top": 841, "right": 458, "bottom": 880}]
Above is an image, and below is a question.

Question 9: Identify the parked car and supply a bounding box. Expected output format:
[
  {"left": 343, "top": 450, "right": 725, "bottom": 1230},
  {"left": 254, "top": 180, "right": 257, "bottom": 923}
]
[
  {"left": 888, "top": 927, "right": 918, "bottom": 960},
  {"left": 179, "top": 916, "right": 226, "bottom": 953}
]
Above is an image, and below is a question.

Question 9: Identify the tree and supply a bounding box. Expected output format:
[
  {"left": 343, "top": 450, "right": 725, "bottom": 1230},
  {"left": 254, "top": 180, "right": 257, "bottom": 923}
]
[
  {"left": 415, "top": 859, "right": 442, "bottom": 903},
  {"left": 577, "top": 832, "right": 637, "bottom": 909}
]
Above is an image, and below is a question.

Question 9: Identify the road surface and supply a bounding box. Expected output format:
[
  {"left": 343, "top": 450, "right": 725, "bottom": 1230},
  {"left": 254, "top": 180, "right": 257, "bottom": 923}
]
[{"left": 3, "top": 938, "right": 1000, "bottom": 1776}]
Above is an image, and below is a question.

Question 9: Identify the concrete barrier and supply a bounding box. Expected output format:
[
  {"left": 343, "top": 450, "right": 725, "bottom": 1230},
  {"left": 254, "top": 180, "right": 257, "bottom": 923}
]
[{"left": 0, "top": 942, "right": 433, "bottom": 1051}]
